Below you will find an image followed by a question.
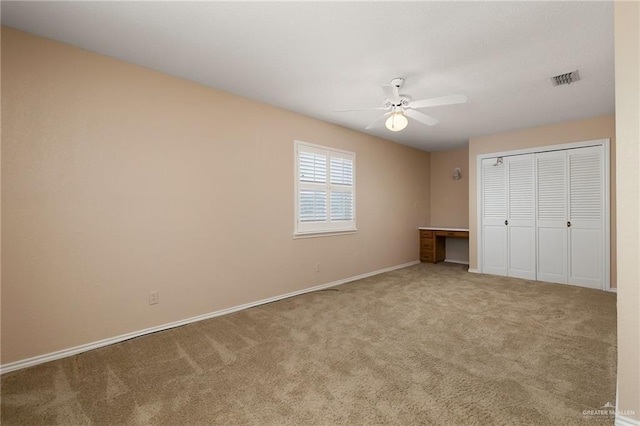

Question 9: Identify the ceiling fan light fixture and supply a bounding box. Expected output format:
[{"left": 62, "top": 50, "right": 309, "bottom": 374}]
[
  {"left": 385, "top": 112, "right": 408, "bottom": 132},
  {"left": 337, "top": 78, "right": 466, "bottom": 131}
]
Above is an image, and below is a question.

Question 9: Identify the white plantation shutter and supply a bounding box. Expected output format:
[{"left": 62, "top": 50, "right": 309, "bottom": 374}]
[
  {"left": 330, "top": 157, "right": 353, "bottom": 185},
  {"left": 299, "top": 152, "right": 327, "bottom": 183},
  {"left": 329, "top": 156, "right": 354, "bottom": 222},
  {"left": 299, "top": 190, "right": 327, "bottom": 222},
  {"left": 330, "top": 191, "right": 353, "bottom": 221},
  {"left": 295, "top": 141, "right": 356, "bottom": 235}
]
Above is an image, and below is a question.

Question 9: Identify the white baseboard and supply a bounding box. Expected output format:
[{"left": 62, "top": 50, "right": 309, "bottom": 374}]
[
  {"left": 0, "top": 260, "right": 420, "bottom": 375},
  {"left": 467, "top": 268, "right": 480, "bottom": 274},
  {"left": 607, "top": 287, "right": 617, "bottom": 293},
  {"left": 444, "top": 259, "right": 470, "bottom": 265},
  {"left": 616, "top": 415, "right": 640, "bottom": 426}
]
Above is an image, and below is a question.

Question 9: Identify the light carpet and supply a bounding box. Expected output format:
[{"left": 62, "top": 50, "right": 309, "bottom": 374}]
[{"left": 1, "top": 263, "right": 617, "bottom": 425}]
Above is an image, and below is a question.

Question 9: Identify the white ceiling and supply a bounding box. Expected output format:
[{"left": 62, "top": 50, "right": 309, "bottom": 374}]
[{"left": 1, "top": 1, "right": 614, "bottom": 152}]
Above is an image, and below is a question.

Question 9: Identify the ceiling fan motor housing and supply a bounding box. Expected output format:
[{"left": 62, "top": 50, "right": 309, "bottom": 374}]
[
  {"left": 390, "top": 77, "right": 405, "bottom": 88},
  {"left": 386, "top": 96, "right": 410, "bottom": 108}
]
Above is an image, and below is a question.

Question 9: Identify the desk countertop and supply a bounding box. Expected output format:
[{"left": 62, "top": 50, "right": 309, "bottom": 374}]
[{"left": 419, "top": 227, "right": 470, "bottom": 232}]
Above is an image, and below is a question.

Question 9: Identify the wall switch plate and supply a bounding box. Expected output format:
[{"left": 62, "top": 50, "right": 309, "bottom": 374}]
[{"left": 149, "top": 290, "right": 159, "bottom": 305}]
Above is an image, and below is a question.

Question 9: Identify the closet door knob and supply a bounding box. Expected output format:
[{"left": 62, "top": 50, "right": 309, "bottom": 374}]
[
  {"left": 567, "top": 221, "right": 571, "bottom": 227},
  {"left": 505, "top": 220, "right": 508, "bottom": 225}
]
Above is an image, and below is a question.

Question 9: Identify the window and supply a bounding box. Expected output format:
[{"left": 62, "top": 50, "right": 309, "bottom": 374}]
[{"left": 294, "top": 141, "right": 355, "bottom": 236}]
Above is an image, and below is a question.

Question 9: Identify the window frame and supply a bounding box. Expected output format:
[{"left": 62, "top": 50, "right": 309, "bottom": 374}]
[{"left": 294, "top": 140, "right": 356, "bottom": 237}]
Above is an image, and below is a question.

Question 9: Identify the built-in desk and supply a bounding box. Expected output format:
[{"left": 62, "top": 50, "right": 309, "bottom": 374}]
[{"left": 419, "top": 227, "right": 470, "bottom": 263}]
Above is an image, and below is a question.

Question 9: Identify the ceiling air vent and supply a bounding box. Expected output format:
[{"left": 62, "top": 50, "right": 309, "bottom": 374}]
[{"left": 552, "top": 70, "right": 580, "bottom": 86}]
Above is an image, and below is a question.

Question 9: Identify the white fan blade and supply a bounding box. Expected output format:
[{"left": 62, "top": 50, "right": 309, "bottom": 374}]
[
  {"left": 365, "top": 112, "right": 391, "bottom": 130},
  {"left": 409, "top": 94, "right": 468, "bottom": 109},
  {"left": 334, "top": 106, "right": 389, "bottom": 112},
  {"left": 404, "top": 109, "right": 439, "bottom": 126},
  {"left": 382, "top": 85, "right": 401, "bottom": 104}
]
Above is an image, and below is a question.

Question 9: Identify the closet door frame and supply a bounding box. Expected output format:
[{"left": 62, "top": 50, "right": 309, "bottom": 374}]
[{"left": 475, "top": 138, "right": 611, "bottom": 291}]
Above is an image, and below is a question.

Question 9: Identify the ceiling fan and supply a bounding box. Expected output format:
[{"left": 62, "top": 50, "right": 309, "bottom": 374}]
[{"left": 336, "top": 78, "right": 468, "bottom": 132}]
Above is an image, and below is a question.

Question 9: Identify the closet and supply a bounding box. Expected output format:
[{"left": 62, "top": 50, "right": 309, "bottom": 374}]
[{"left": 480, "top": 142, "right": 607, "bottom": 290}]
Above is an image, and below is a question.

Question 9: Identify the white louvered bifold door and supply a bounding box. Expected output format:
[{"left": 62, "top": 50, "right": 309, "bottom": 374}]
[
  {"left": 536, "top": 150, "right": 568, "bottom": 284},
  {"left": 506, "top": 154, "right": 536, "bottom": 279},
  {"left": 482, "top": 158, "right": 508, "bottom": 276},
  {"left": 567, "top": 146, "right": 604, "bottom": 289}
]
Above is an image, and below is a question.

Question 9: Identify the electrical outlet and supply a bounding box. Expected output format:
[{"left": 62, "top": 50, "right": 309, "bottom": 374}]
[
  {"left": 315, "top": 263, "right": 320, "bottom": 273},
  {"left": 149, "top": 290, "right": 159, "bottom": 305}
]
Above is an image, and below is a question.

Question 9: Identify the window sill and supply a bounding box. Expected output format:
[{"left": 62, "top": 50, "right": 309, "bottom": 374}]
[{"left": 293, "top": 229, "right": 357, "bottom": 239}]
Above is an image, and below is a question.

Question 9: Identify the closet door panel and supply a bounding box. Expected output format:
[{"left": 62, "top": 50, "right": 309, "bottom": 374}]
[
  {"left": 508, "top": 227, "right": 535, "bottom": 279},
  {"left": 537, "top": 228, "right": 568, "bottom": 283},
  {"left": 536, "top": 151, "right": 568, "bottom": 284},
  {"left": 482, "top": 158, "right": 507, "bottom": 276},
  {"left": 484, "top": 227, "right": 508, "bottom": 274},
  {"left": 568, "top": 146, "right": 604, "bottom": 289},
  {"left": 570, "top": 229, "right": 602, "bottom": 287},
  {"left": 507, "top": 154, "right": 536, "bottom": 279}
]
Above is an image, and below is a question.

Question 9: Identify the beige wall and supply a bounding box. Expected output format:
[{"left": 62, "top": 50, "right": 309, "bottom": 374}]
[
  {"left": 0, "top": 28, "right": 431, "bottom": 365},
  {"left": 467, "top": 115, "right": 617, "bottom": 288},
  {"left": 0, "top": 27, "right": 3, "bottom": 368},
  {"left": 430, "top": 147, "right": 470, "bottom": 263},
  {"left": 430, "top": 146, "right": 469, "bottom": 228},
  {"left": 614, "top": 1, "right": 640, "bottom": 421}
]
